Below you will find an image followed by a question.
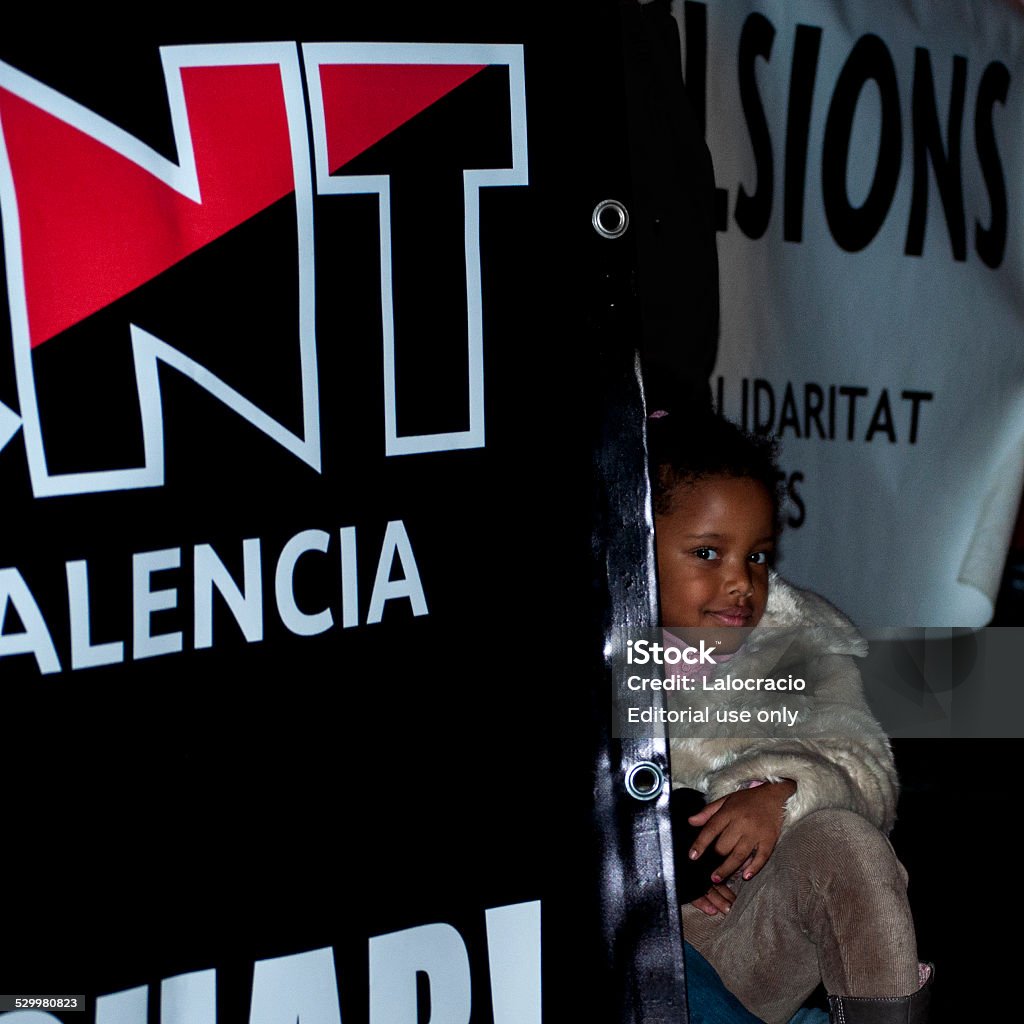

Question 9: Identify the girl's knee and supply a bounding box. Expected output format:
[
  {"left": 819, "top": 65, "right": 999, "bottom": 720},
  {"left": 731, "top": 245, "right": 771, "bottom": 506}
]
[{"left": 776, "top": 809, "right": 907, "bottom": 887}]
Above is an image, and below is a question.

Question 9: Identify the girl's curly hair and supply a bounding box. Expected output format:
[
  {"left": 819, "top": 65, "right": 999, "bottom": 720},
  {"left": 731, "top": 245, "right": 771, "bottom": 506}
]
[{"left": 647, "top": 409, "right": 784, "bottom": 533}]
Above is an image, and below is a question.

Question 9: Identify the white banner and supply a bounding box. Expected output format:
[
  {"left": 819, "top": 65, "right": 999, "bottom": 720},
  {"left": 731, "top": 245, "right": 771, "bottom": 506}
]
[{"left": 673, "top": 0, "right": 1024, "bottom": 626}]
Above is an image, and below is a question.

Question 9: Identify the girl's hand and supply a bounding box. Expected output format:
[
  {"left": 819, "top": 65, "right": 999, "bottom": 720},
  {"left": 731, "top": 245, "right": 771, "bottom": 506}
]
[
  {"left": 686, "top": 780, "right": 797, "bottom": 883},
  {"left": 690, "top": 882, "right": 736, "bottom": 916}
]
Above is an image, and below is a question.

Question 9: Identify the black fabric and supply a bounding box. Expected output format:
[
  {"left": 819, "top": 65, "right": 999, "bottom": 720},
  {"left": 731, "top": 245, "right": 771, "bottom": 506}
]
[
  {"left": 671, "top": 786, "right": 727, "bottom": 904},
  {"left": 621, "top": 0, "right": 719, "bottom": 414}
]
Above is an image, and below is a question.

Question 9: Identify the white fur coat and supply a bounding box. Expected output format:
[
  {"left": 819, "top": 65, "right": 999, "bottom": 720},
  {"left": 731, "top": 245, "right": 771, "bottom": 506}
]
[{"left": 668, "top": 573, "right": 898, "bottom": 833}]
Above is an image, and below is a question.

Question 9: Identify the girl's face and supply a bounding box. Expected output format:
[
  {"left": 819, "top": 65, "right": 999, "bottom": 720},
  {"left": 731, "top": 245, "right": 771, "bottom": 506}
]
[{"left": 655, "top": 475, "right": 775, "bottom": 652}]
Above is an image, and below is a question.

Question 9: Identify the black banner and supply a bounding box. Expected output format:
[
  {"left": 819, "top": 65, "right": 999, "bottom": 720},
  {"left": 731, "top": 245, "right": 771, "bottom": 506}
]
[{"left": 0, "top": 4, "right": 691, "bottom": 1023}]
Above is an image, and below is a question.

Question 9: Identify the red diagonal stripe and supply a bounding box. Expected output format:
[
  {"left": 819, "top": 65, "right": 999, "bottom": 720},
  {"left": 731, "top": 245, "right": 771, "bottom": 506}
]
[
  {"left": 319, "top": 63, "right": 485, "bottom": 173},
  {"left": 1, "top": 63, "right": 295, "bottom": 348},
  {"left": 2, "top": 61, "right": 487, "bottom": 349}
]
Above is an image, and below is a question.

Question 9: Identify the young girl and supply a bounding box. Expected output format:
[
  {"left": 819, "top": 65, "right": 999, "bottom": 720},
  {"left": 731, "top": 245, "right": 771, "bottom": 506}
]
[{"left": 648, "top": 410, "right": 932, "bottom": 1024}]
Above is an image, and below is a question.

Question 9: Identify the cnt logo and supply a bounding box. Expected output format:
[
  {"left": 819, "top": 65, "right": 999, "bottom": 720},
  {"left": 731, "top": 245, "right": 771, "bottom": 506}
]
[{"left": 0, "top": 42, "right": 528, "bottom": 498}]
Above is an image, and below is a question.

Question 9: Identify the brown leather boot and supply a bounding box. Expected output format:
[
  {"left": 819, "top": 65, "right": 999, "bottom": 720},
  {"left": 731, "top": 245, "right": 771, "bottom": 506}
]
[{"left": 827, "top": 964, "right": 932, "bottom": 1024}]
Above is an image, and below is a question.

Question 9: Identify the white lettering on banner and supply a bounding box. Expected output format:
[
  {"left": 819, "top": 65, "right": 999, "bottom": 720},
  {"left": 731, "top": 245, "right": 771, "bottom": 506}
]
[
  {"left": 340, "top": 526, "right": 359, "bottom": 629},
  {"left": 194, "top": 539, "right": 264, "bottom": 649},
  {"left": 303, "top": 43, "right": 529, "bottom": 458},
  {"left": 370, "top": 924, "right": 472, "bottom": 1024},
  {"left": 0, "top": 567, "right": 62, "bottom": 674},
  {"left": 95, "top": 986, "right": 148, "bottom": 1024},
  {"left": 0, "top": 44, "right": 529, "bottom": 497},
  {"left": 366, "top": 521, "right": 429, "bottom": 624},
  {"left": 81, "top": 901, "right": 541, "bottom": 1024},
  {"left": 275, "top": 530, "right": 334, "bottom": 638},
  {"left": 250, "top": 949, "right": 342, "bottom": 1024},
  {"left": 67, "top": 560, "right": 125, "bottom": 669},
  {"left": 94, "top": 971, "right": 218, "bottom": 1024},
  {"left": 486, "top": 900, "right": 542, "bottom": 1024},
  {"left": 132, "top": 548, "right": 184, "bottom": 660},
  {"left": 0, "top": 520, "right": 428, "bottom": 676},
  {"left": 162, "top": 970, "right": 217, "bottom": 1024}
]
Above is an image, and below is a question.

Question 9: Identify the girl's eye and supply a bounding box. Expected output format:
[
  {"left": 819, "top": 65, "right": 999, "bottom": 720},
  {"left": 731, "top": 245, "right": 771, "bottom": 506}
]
[
  {"left": 749, "top": 551, "right": 770, "bottom": 565},
  {"left": 694, "top": 547, "right": 719, "bottom": 560}
]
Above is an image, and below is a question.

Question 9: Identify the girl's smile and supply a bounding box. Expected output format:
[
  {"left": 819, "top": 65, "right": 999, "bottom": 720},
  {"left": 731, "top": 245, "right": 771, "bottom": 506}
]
[{"left": 655, "top": 474, "right": 775, "bottom": 652}]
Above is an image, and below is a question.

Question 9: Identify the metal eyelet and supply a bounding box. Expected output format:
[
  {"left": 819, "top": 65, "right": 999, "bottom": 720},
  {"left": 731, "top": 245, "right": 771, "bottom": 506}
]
[
  {"left": 592, "top": 199, "right": 629, "bottom": 239},
  {"left": 625, "top": 760, "right": 664, "bottom": 801}
]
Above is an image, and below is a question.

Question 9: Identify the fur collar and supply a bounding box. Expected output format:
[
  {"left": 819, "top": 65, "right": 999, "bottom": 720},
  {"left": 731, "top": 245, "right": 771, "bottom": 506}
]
[{"left": 751, "top": 572, "right": 868, "bottom": 658}]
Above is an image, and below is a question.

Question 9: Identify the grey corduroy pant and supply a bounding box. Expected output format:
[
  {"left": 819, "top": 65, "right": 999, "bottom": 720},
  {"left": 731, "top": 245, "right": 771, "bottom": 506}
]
[{"left": 680, "top": 808, "right": 921, "bottom": 1024}]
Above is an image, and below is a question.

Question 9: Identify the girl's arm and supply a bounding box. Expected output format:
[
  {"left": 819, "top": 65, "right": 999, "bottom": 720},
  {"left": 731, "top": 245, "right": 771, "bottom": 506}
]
[
  {"left": 700, "top": 652, "right": 898, "bottom": 834},
  {"left": 686, "top": 779, "right": 796, "bottom": 883}
]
